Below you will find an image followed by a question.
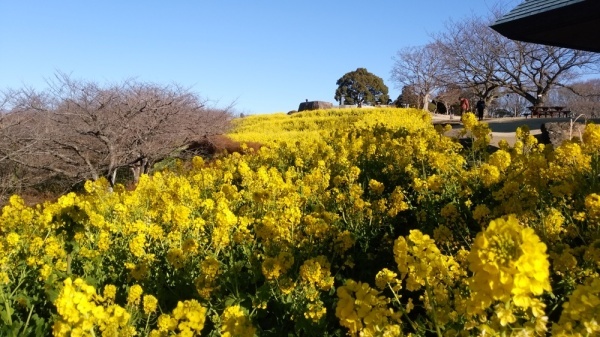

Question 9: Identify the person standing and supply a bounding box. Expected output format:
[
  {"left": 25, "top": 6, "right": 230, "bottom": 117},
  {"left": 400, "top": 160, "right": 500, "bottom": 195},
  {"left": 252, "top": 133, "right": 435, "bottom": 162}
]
[
  {"left": 459, "top": 97, "right": 470, "bottom": 115},
  {"left": 476, "top": 99, "right": 485, "bottom": 121}
]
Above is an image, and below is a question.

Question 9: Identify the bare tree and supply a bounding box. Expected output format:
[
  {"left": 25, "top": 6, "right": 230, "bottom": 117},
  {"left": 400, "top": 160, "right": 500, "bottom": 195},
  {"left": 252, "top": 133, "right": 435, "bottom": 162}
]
[
  {"left": 391, "top": 43, "right": 446, "bottom": 110},
  {"left": 433, "top": 85, "right": 465, "bottom": 116},
  {"left": 4, "top": 74, "right": 233, "bottom": 191},
  {"left": 0, "top": 88, "right": 62, "bottom": 202},
  {"left": 554, "top": 79, "right": 600, "bottom": 117},
  {"left": 122, "top": 85, "right": 233, "bottom": 184},
  {"left": 434, "top": 16, "right": 505, "bottom": 112},
  {"left": 492, "top": 37, "right": 600, "bottom": 107},
  {"left": 430, "top": 10, "right": 600, "bottom": 113}
]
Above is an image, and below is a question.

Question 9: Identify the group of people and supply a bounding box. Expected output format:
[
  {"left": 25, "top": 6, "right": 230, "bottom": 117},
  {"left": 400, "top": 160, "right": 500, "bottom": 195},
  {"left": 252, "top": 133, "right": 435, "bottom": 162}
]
[{"left": 459, "top": 97, "right": 486, "bottom": 121}]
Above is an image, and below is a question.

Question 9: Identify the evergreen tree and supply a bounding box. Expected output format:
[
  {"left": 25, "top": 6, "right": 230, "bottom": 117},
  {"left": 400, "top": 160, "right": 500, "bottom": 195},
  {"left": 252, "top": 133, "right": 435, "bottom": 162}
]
[{"left": 335, "top": 68, "right": 389, "bottom": 107}]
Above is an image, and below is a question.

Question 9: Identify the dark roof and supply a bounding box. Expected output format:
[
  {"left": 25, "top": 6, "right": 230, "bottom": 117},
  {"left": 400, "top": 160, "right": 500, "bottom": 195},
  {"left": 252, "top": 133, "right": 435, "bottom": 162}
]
[{"left": 491, "top": 0, "right": 600, "bottom": 52}]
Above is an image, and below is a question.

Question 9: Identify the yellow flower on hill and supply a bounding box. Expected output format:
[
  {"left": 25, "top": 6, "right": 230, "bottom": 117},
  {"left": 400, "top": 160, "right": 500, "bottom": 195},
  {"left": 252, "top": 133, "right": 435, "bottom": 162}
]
[
  {"left": 542, "top": 208, "right": 566, "bottom": 241},
  {"left": 127, "top": 284, "right": 143, "bottom": 306},
  {"left": 5, "top": 232, "right": 20, "bottom": 247},
  {"left": 103, "top": 284, "right": 117, "bottom": 303},
  {"left": 467, "top": 215, "right": 551, "bottom": 314},
  {"left": 170, "top": 299, "right": 208, "bottom": 334},
  {"left": 299, "top": 255, "right": 333, "bottom": 291},
  {"left": 261, "top": 251, "right": 294, "bottom": 280},
  {"left": 479, "top": 163, "right": 501, "bottom": 187},
  {"left": 585, "top": 193, "right": 600, "bottom": 223},
  {"left": 472, "top": 204, "right": 491, "bottom": 226},
  {"left": 220, "top": 305, "right": 256, "bottom": 337},
  {"left": 143, "top": 295, "right": 158, "bottom": 315},
  {"left": 335, "top": 280, "right": 400, "bottom": 336},
  {"left": 553, "top": 278, "right": 600, "bottom": 336},
  {"left": 488, "top": 149, "right": 511, "bottom": 171},
  {"left": 582, "top": 122, "right": 600, "bottom": 149},
  {"left": 53, "top": 278, "right": 134, "bottom": 336},
  {"left": 368, "top": 179, "right": 385, "bottom": 195},
  {"left": 375, "top": 268, "right": 398, "bottom": 290},
  {"left": 167, "top": 248, "right": 185, "bottom": 269},
  {"left": 129, "top": 233, "right": 146, "bottom": 258}
]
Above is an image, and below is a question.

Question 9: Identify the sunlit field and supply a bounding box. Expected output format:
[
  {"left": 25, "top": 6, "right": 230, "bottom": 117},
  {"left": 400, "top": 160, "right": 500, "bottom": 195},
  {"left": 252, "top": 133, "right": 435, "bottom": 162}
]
[{"left": 1, "top": 107, "right": 599, "bottom": 336}]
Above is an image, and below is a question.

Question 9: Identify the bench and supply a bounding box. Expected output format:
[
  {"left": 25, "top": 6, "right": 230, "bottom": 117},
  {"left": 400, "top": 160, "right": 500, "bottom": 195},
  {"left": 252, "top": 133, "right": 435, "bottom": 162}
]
[{"left": 528, "top": 106, "right": 571, "bottom": 118}]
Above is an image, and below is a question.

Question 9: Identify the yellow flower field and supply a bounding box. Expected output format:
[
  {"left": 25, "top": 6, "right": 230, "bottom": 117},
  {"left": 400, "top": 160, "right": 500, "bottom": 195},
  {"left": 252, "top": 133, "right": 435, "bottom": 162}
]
[{"left": 1, "top": 107, "right": 599, "bottom": 336}]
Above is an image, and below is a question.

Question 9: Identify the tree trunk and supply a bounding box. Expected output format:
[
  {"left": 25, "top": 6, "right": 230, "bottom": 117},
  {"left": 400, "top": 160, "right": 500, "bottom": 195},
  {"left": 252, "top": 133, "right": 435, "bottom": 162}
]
[
  {"left": 422, "top": 93, "right": 431, "bottom": 111},
  {"left": 130, "top": 166, "right": 141, "bottom": 186},
  {"left": 130, "top": 157, "right": 149, "bottom": 186},
  {"left": 108, "top": 169, "right": 118, "bottom": 188},
  {"left": 536, "top": 96, "right": 545, "bottom": 107}
]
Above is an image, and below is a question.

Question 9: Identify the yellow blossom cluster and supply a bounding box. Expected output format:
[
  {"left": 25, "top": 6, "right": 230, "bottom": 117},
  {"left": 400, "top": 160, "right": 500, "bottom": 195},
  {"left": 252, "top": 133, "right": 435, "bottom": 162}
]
[
  {"left": 553, "top": 278, "right": 600, "bottom": 336},
  {"left": 220, "top": 305, "right": 256, "bottom": 337},
  {"left": 468, "top": 216, "right": 551, "bottom": 309},
  {"left": 465, "top": 215, "right": 551, "bottom": 335},
  {"left": 335, "top": 280, "right": 401, "bottom": 336},
  {"left": 1, "top": 108, "right": 599, "bottom": 335},
  {"left": 53, "top": 278, "right": 135, "bottom": 336},
  {"left": 261, "top": 251, "right": 294, "bottom": 280},
  {"left": 151, "top": 299, "right": 207, "bottom": 336},
  {"left": 299, "top": 255, "right": 334, "bottom": 291}
]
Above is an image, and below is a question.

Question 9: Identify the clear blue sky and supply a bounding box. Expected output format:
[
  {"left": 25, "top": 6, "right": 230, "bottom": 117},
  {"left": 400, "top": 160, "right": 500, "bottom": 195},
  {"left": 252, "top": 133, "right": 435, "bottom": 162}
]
[{"left": 0, "top": 1, "right": 519, "bottom": 115}]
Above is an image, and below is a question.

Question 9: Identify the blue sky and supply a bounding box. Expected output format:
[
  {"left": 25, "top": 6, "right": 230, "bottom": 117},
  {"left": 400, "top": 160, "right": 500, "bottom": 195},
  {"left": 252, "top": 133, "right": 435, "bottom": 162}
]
[{"left": 0, "top": 1, "right": 520, "bottom": 115}]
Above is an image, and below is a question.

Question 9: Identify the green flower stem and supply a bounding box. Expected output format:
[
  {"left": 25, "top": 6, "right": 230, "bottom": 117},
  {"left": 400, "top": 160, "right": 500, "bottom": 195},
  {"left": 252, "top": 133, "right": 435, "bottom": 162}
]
[
  {"left": 0, "top": 287, "right": 13, "bottom": 326},
  {"left": 387, "top": 283, "right": 417, "bottom": 332}
]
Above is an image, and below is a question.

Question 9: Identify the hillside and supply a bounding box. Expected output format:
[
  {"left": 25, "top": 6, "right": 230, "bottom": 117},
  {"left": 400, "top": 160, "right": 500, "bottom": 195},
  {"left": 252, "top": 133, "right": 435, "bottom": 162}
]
[{"left": 0, "top": 108, "right": 599, "bottom": 336}]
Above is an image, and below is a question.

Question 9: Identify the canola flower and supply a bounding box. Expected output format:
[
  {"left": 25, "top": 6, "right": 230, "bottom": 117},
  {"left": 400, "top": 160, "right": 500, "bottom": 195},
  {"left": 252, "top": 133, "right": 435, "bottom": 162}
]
[
  {"left": 53, "top": 278, "right": 135, "bottom": 336},
  {"left": 466, "top": 215, "right": 551, "bottom": 335},
  {"left": 468, "top": 215, "right": 551, "bottom": 309},
  {"left": 335, "top": 280, "right": 401, "bottom": 336},
  {"left": 220, "top": 305, "right": 256, "bottom": 337},
  {"left": 553, "top": 278, "right": 600, "bottom": 336},
  {"left": 0, "top": 108, "right": 599, "bottom": 335}
]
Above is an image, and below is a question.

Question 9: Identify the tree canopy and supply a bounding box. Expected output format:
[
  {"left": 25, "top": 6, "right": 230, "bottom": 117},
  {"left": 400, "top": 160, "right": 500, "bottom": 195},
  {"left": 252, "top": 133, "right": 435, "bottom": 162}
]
[
  {"left": 394, "top": 85, "right": 421, "bottom": 108},
  {"left": 391, "top": 12, "right": 600, "bottom": 113},
  {"left": 0, "top": 74, "right": 233, "bottom": 199},
  {"left": 334, "top": 68, "right": 389, "bottom": 107},
  {"left": 391, "top": 44, "right": 445, "bottom": 110}
]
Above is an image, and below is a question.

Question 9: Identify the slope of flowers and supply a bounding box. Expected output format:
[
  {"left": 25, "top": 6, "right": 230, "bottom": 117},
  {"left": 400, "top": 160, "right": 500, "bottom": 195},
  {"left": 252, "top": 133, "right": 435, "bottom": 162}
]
[
  {"left": 228, "top": 107, "right": 432, "bottom": 146},
  {"left": 1, "top": 108, "right": 599, "bottom": 336}
]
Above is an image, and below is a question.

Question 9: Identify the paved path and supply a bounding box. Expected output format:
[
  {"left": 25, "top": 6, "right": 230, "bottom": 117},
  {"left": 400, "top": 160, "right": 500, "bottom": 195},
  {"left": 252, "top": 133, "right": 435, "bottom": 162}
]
[{"left": 431, "top": 114, "right": 591, "bottom": 147}]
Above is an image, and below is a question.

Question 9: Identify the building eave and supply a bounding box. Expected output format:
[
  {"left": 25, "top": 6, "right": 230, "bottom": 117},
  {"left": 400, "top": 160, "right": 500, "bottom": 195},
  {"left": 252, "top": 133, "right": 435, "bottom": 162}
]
[{"left": 490, "top": 0, "right": 600, "bottom": 52}]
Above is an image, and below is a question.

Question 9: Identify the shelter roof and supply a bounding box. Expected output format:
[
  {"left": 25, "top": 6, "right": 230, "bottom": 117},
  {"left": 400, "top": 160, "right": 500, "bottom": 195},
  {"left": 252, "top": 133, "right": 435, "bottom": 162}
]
[{"left": 491, "top": 0, "right": 600, "bottom": 52}]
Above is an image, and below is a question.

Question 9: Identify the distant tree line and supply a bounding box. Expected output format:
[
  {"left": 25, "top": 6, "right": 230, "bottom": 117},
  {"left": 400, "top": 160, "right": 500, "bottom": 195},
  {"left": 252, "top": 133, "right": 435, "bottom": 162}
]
[
  {"left": 328, "top": 10, "right": 600, "bottom": 116},
  {"left": 0, "top": 73, "right": 233, "bottom": 203},
  {"left": 390, "top": 12, "right": 600, "bottom": 115},
  {"left": 555, "top": 79, "right": 600, "bottom": 117}
]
